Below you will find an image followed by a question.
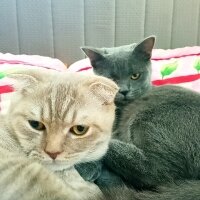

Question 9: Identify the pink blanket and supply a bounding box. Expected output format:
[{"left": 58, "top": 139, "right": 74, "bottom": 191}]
[
  {"left": 0, "top": 53, "right": 66, "bottom": 114},
  {"left": 1, "top": 46, "right": 200, "bottom": 114}
]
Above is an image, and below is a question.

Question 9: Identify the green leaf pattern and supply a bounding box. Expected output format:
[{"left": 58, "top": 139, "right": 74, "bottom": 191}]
[
  {"left": 0, "top": 72, "right": 6, "bottom": 79},
  {"left": 194, "top": 59, "right": 200, "bottom": 73},
  {"left": 160, "top": 61, "right": 178, "bottom": 79}
]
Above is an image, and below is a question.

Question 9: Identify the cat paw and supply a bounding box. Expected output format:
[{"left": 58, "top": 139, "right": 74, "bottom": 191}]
[
  {"left": 95, "top": 166, "right": 125, "bottom": 188},
  {"left": 75, "top": 161, "right": 103, "bottom": 182}
]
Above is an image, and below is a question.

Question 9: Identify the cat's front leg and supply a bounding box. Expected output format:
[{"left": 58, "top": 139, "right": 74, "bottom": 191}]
[
  {"left": 75, "top": 160, "right": 103, "bottom": 182},
  {"left": 0, "top": 157, "right": 91, "bottom": 200},
  {"left": 75, "top": 161, "right": 125, "bottom": 189},
  {"left": 104, "top": 139, "right": 157, "bottom": 189},
  {"left": 95, "top": 165, "right": 125, "bottom": 189}
]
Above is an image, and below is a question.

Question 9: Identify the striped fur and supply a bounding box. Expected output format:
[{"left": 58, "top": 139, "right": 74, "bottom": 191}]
[{"left": 0, "top": 69, "right": 118, "bottom": 200}]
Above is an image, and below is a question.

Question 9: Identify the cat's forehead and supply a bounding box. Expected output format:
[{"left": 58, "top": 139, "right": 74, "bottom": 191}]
[
  {"left": 31, "top": 79, "right": 103, "bottom": 122},
  {"left": 102, "top": 43, "right": 136, "bottom": 55},
  {"left": 27, "top": 90, "right": 101, "bottom": 127},
  {"left": 27, "top": 80, "right": 82, "bottom": 120},
  {"left": 43, "top": 82, "right": 77, "bottom": 101}
]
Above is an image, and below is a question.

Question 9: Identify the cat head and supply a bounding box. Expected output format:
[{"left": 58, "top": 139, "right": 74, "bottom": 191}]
[
  {"left": 81, "top": 36, "right": 155, "bottom": 105},
  {"left": 6, "top": 69, "right": 118, "bottom": 171}
]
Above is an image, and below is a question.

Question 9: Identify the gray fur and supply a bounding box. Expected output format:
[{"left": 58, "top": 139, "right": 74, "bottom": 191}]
[
  {"left": 105, "top": 85, "right": 200, "bottom": 189},
  {"left": 78, "top": 36, "right": 200, "bottom": 199},
  {"left": 101, "top": 181, "right": 200, "bottom": 200}
]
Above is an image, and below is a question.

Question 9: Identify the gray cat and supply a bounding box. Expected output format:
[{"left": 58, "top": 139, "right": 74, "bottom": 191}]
[
  {"left": 78, "top": 36, "right": 200, "bottom": 198},
  {"left": 76, "top": 37, "right": 154, "bottom": 186}
]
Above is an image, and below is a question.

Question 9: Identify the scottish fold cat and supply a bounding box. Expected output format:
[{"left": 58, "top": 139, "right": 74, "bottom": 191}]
[
  {"left": 80, "top": 36, "right": 200, "bottom": 199},
  {"left": 0, "top": 69, "right": 118, "bottom": 200}
]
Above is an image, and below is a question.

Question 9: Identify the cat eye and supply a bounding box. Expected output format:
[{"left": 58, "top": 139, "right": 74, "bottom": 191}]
[
  {"left": 28, "top": 120, "right": 46, "bottom": 131},
  {"left": 131, "top": 73, "right": 141, "bottom": 80},
  {"left": 70, "top": 125, "right": 89, "bottom": 136}
]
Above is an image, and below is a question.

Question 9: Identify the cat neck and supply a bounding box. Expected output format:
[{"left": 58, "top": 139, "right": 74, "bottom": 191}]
[{"left": 113, "top": 84, "right": 152, "bottom": 130}]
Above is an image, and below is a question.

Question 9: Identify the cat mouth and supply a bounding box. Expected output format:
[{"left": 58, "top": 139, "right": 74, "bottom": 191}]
[{"left": 115, "top": 94, "right": 132, "bottom": 103}]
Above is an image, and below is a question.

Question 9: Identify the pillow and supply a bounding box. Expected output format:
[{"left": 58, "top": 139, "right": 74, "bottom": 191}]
[
  {"left": 0, "top": 53, "right": 67, "bottom": 114},
  {"left": 69, "top": 46, "right": 200, "bottom": 93}
]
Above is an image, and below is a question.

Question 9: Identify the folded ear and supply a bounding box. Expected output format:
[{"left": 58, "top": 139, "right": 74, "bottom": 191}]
[
  {"left": 133, "top": 36, "right": 155, "bottom": 60},
  {"left": 86, "top": 76, "right": 119, "bottom": 105},
  {"left": 6, "top": 68, "right": 50, "bottom": 94},
  {"left": 81, "top": 47, "right": 104, "bottom": 66}
]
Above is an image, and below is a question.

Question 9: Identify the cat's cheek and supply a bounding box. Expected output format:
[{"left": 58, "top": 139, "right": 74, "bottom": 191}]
[
  {"left": 11, "top": 120, "right": 44, "bottom": 156},
  {"left": 84, "top": 142, "right": 109, "bottom": 162},
  {"left": 83, "top": 134, "right": 111, "bottom": 162},
  {"left": 11, "top": 117, "right": 41, "bottom": 138}
]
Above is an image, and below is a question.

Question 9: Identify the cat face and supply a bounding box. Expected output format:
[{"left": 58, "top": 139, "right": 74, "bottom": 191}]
[
  {"left": 81, "top": 36, "right": 155, "bottom": 105},
  {"left": 7, "top": 69, "right": 118, "bottom": 171}
]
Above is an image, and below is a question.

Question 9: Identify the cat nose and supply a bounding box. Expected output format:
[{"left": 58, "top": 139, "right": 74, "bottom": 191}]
[
  {"left": 119, "top": 90, "right": 128, "bottom": 96},
  {"left": 45, "top": 150, "right": 62, "bottom": 160}
]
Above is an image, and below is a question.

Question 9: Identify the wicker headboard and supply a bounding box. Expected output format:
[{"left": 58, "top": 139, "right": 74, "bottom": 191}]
[{"left": 0, "top": 0, "right": 200, "bottom": 65}]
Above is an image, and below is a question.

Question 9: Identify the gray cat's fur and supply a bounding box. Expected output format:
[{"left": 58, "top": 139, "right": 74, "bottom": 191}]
[
  {"left": 102, "top": 181, "right": 200, "bottom": 200},
  {"left": 79, "top": 36, "right": 200, "bottom": 199}
]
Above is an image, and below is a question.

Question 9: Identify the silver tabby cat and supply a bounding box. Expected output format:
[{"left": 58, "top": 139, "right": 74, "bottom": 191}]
[{"left": 0, "top": 68, "right": 118, "bottom": 200}]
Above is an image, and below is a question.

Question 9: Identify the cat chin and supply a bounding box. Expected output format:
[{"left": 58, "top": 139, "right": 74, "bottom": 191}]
[
  {"left": 43, "top": 160, "right": 72, "bottom": 171},
  {"left": 115, "top": 94, "right": 133, "bottom": 103},
  {"left": 115, "top": 98, "right": 131, "bottom": 106}
]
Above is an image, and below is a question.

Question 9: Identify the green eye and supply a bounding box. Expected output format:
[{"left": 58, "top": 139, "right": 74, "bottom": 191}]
[
  {"left": 131, "top": 73, "right": 140, "bottom": 80},
  {"left": 70, "top": 125, "right": 89, "bottom": 136},
  {"left": 28, "top": 120, "right": 46, "bottom": 131}
]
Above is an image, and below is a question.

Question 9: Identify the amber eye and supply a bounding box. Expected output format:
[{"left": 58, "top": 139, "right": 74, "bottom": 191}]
[
  {"left": 70, "top": 125, "right": 89, "bottom": 136},
  {"left": 28, "top": 120, "right": 46, "bottom": 131},
  {"left": 131, "top": 73, "right": 141, "bottom": 80}
]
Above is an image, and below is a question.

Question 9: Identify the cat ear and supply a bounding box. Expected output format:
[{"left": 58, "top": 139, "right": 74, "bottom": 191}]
[
  {"left": 6, "top": 69, "right": 48, "bottom": 94},
  {"left": 81, "top": 47, "right": 104, "bottom": 66},
  {"left": 133, "top": 36, "right": 155, "bottom": 60},
  {"left": 87, "top": 76, "right": 119, "bottom": 105}
]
